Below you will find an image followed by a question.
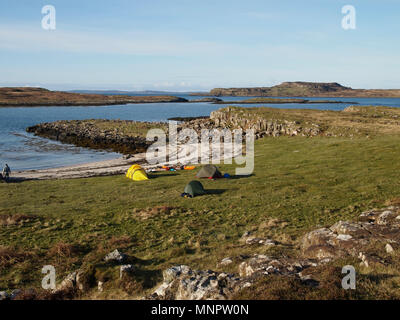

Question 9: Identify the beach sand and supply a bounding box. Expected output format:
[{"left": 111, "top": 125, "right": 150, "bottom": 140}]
[
  {"left": 11, "top": 153, "right": 147, "bottom": 181},
  {"left": 10, "top": 142, "right": 241, "bottom": 181}
]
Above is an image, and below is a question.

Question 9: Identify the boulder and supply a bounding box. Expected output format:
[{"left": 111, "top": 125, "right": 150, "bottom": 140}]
[
  {"left": 104, "top": 249, "right": 126, "bottom": 263},
  {"left": 120, "top": 264, "right": 135, "bottom": 279},
  {"left": 219, "top": 258, "right": 233, "bottom": 266},
  {"left": 386, "top": 243, "right": 394, "bottom": 253},
  {"left": 55, "top": 271, "right": 77, "bottom": 292}
]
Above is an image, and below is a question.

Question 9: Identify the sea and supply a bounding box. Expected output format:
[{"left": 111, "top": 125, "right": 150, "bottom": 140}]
[{"left": 1, "top": 94, "right": 400, "bottom": 171}]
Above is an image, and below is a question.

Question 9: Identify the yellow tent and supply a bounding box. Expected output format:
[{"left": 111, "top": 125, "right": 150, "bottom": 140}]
[{"left": 126, "top": 164, "right": 149, "bottom": 181}]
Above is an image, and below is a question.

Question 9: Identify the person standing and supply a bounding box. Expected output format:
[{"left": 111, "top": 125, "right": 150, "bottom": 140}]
[{"left": 2, "top": 164, "right": 11, "bottom": 182}]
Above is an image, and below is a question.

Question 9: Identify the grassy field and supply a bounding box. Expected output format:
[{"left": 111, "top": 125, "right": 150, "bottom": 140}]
[{"left": 2, "top": 132, "right": 400, "bottom": 298}]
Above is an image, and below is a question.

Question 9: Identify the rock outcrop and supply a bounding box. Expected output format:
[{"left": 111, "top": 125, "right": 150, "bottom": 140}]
[
  {"left": 210, "top": 107, "right": 322, "bottom": 138},
  {"left": 25, "top": 106, "right": 325, "bottom": 156},
  {"left": 148, "top": 265, "right": 245, "bottom": 300},
  {"left": 104, "top": 249, "right": 127, "bottom": 263},
  {"left": 301, "top": 206, "right": 400, "bottom": 263},
  {"left": 148, "top": 256, "right": 322, "bottom": 300}
]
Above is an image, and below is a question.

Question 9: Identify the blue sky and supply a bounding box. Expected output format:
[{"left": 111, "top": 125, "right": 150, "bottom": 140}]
[{"left": 0, "top": 0, "right": 399, "bottom": 91}]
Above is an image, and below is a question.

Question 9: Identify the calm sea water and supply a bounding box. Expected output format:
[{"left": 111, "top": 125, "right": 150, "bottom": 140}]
[{"left": 2, "top": 94, "right": 400, "bottom": 170}]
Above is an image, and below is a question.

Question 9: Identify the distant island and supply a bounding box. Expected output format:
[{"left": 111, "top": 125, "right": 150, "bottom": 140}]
[
  {"left": 2, "top": 82, "right": 400, "bottom": 107},
  {"left": 213, "top": 97, "right": 358, "bottom": 104},
  {"left": 193, "top": 81, "right": 400, "bottom": 98},
  {"left": 0, "top": 87, "right": 188, "bottom": 107}
]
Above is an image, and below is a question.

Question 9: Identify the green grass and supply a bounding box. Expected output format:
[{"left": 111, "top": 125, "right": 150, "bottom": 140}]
[
  {"left": 90, "top": 120, "right": 167, "bottom": 136},
  {"left": 2, "top": 134, "right": 400, "bottom": 295}
]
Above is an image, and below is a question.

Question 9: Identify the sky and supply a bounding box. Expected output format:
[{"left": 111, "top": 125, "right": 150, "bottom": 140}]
[{"left": 0, "top": 0, "right": 399, "bottom": 91}]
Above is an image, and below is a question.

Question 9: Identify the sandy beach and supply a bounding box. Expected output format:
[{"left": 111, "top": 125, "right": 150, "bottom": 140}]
[
  {"left": 11, "top": 154, "right": 146, "bottom": 181},
  {"left": 10, "top": 141, "right": 242, "bottom": 181}
]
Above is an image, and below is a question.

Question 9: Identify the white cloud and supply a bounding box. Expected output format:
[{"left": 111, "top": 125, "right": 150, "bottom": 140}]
[
  {"left": 1, "top": 24, "right": 399, "bottom": 90},
  {"left": 0, "top": 24, "right": 237, "bottom": 57}
]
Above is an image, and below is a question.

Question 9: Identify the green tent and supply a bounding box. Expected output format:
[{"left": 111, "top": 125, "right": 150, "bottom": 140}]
[
  {"left": 184, "top": 180, "right": 206, "bottom": 197},
  {"left": 195, "top": 164, "right": 222, "bottom": 179}
]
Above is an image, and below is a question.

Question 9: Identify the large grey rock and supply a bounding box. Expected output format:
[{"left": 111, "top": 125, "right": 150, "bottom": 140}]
[
  {"left": 55, "top": 271, "right": 77, "bottom": 292},
  {"left": 162, "top": 265, "right": 191, "bottom": 284},
  {"left": 120, "top": 264, "right": 135, "bottom": 279},
  {"left": 104, "top": 249, "right": 126, "bottom": 263},
  {"left": 377, "top": 211, "right": 396, "bottom": 225}
]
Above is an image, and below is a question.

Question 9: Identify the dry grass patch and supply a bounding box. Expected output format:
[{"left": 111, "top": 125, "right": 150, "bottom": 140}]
[
  {"left": 48, "top": 242, "right": 81, "bottom": 259},
  {"left": 0, "top": 214, "right": 37, "bottom": 226},
  {"left": 258, "top": 218, "right": 288, "bottom": 231},
  {"left": 107, "top": 235, "right": 133, "bottom": 249},
  {"left": 0, "top": 246, "right": 30, "bottom": 269},
  {"left": 133, "top": 206, "right": 182, "bottom": 220},
  {"left": 384, "top": 197, "right": 400, "bottom": 206},
  {"left": 47, "top": 242, "right": 88, "bottom": 268}
]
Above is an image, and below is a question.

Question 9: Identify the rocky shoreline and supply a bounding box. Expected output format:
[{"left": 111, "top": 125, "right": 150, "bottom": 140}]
[
  {"left": 26, "top": 106, "right": 330, "bottom": 156},
  {"left": 26, "top": 120, "right": 165, "bottom": 155}
]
